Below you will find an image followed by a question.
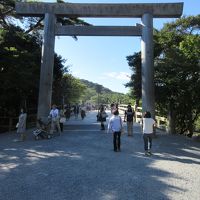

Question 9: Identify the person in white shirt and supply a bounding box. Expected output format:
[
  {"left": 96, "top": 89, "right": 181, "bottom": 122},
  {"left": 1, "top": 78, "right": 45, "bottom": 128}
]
[
  {"left": 107, "top": 109, "right": 123, "bottom": 152},
  {"left": 142, "top": 111, "right": 156, "bottom": 156},
  {"left": 49, "top": 104, "right": 61, "bottom": 135}
]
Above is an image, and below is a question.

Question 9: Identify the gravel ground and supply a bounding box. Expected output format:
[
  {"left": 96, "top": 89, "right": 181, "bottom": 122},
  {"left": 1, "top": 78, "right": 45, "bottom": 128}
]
[{"left": 0, "top": 111, "right": 200, "bottom": 200}]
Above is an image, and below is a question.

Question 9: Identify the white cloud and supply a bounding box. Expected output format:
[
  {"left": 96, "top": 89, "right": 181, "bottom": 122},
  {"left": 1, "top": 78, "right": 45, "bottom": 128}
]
[{"left": 102, "top": 72, "right": 130, "bottom": 81}]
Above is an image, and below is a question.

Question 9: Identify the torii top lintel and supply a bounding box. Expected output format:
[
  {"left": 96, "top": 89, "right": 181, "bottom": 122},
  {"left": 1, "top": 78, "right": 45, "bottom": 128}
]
[{"left": 15, "top": 2, "right": 183, "bottom": 18}]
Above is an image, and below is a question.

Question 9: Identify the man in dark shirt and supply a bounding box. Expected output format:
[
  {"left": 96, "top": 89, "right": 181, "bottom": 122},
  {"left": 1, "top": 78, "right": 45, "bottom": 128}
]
[{"left": 124, "top": 104, "right": 135, "bottom": 136}]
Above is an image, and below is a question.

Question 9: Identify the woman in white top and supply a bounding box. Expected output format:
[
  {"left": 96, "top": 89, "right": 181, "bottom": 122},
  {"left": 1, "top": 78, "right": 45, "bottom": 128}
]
[
  {"left": 107, "top": 109, "right": 123, "bottom": 152},
  {"left": 142, "top": 111, "right": 155, "bottom": 156},
  {"left": 17, "top": 108, "right": 27, "bottom": 141}
]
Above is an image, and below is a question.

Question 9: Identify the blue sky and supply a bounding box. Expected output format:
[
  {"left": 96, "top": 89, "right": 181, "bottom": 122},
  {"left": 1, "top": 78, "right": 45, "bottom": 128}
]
[{"left": 43, "top": 0, "right": 199, "bottom": 94}]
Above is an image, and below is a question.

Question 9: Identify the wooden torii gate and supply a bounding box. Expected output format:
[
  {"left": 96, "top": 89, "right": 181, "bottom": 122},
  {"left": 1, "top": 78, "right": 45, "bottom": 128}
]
[{"left": 15, "top": 2, "right": 183, "bottom": 120}]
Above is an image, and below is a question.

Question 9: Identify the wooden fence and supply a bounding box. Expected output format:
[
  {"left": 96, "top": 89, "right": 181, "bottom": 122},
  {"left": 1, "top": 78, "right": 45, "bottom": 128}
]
[{"left": 118, "top": 104, "right": 168, "bottom": 131}]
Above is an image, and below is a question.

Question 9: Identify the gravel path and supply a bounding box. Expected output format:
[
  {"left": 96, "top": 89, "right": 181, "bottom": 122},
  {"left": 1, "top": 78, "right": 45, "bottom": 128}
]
[{"left": 0, "top": 111, "right": 200, "bottom": 200}]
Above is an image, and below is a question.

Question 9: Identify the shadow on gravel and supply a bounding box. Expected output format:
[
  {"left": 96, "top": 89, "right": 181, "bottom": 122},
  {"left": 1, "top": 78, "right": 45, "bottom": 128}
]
[
  {"left": 0, "top": 124, "right": 199, "bottom": 200},
  {"left": 153, "top": 134, "right": 200, "bottom": 165}
]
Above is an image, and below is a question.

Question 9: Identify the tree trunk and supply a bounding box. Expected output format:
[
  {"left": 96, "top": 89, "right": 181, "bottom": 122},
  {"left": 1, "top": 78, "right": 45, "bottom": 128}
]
[
  {"left": 167, "top": 101, "right": 176, "bottom": 134},
  {"left": 136, "top": 99, "right": 140, "bottom": 107},
  {"left": 187, "top": 110, "right": 194, "bottom": 137}
]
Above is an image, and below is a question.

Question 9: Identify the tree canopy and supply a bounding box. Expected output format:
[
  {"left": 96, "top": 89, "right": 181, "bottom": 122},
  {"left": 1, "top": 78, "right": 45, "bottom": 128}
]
[{"left": 0, "top": 0, "right": 89, "bottom": 116}]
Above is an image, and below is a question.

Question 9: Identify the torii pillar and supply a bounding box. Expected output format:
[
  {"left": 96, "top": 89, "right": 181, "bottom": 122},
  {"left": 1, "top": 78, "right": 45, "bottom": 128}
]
[
  {"left": 38, "top": 13, "right": 56, "bottom": 120},
  {"left": 141, "top": 13, "right": 155, "bottom": 117}
]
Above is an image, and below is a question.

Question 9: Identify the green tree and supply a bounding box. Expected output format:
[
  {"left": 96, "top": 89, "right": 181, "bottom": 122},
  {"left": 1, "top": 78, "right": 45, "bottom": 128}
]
[
  {"left": 126, "top": 15, "right": 200, "bottom": 136},
  {"left": 0, "top": 0, "right": 90, "bottom": 116},
  {"left": 0, "top": 25, "right": 41, "bottom": 114},
  {"left": 61, "top": 74, "right": 87, "bottom": 105},
  {"left": 154, "top": 15, "right": 200, "bottom": 136},
  {"left": 95, "top": 84, "right": 103, "bottom": 108},
  {"left": 125, "top": 52, "right": 141, "bottom": 106}
]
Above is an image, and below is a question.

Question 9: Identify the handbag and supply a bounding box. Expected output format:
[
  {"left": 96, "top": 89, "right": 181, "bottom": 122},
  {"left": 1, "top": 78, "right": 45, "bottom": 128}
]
[
  {"left": 97, "top": 113, "right": 102, "bottom": 121},
  {"left": 101, "top": 111, "right": 108, "bottom": 118},
  {"left": 60, "top": 117, "right": 66, "bottom": 123},
  {"left": 121, "top": 127, "right": 125, "bottom": 134}
]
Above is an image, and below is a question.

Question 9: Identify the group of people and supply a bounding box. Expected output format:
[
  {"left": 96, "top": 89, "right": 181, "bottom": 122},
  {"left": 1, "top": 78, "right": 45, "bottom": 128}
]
[
  {"left": 16, "top": 103, "right": 88, "bottom": 141},
  {"left": 16, "top": 103, "right": 156, "bottom": 156},
  {"left": 16, "top": 104, "right": 65, "bottom": 141},
  {"left": 98, "top": 103, "right": 156, "bottom": 156},
  {"left": 73, "top": 103, "right": 86, "bottom": 120}
]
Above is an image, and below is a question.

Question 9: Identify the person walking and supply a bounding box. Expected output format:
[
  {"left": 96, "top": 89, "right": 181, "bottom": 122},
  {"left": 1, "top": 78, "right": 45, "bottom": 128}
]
[
  {"left": 16, "top": 108, "right": 27, "bottom": 141},
  {"left": 98, "top": 105, "right": 107, "bottom": 130},
  {"left": 107, "top": 109, "right": 123, "bottom": 152},
  {"left": 64, "top": 104, "right": 71, "bottom": 121},
  {"left": 73, "top": 103, "right": 79, "bottom": 119},
  {"left": 142, "top": 111, "right": 156, "bottom": 156},
  {"left": 80, "top": 106, "right": 86, "bottom": 120},
  {"left": 124, "top": 104, "right": 135, "bottom": 136},
  {"left": 59, "top": 108, "right": 66, "bottom": 132},
  {"left": 110, "top": 103, "right": 116, "bottom": 114},
  {"left": 49, "top": 104, "right": 61, "bottom": 135}
]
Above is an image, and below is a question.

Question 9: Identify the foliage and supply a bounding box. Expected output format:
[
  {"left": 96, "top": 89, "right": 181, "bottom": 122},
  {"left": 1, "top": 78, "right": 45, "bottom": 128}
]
[
  {"left": 154, "top": 15, "right": 200, "bottom": 135},
  {"left": 61, "top": 74, "right": 87, "bottom": 105},
  {"left": 194, "top": 116, "right": 200, "bottom": 132},
  {"left": 79, "top": 79, "right": 133, "bottom": 106},
  {"left": 125, "top": 52, "right": 141, "bottom": 106},
  {"left": 0, "top": 0, "right": 91, "bottom": 117},
  {"left": 126, "top": 15, "right": 200, "bottom": 136},
  {"left": 0, "top": 25, "right": 41, "bottom": 115}
]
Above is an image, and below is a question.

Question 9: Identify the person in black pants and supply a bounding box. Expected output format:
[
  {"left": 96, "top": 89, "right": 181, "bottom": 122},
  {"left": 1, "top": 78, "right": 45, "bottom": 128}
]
[
  {"left": 98, "top": 105, "right": 107, "bottom": 130},
  {"left": 113, "top": 131, "right": 121, "bottom": 152},
  {"left": 107, "top": 109, "right": 123, "bottom": 152},
  {"left": 124, "top": 104, "right": 135, "bottom": 136}
]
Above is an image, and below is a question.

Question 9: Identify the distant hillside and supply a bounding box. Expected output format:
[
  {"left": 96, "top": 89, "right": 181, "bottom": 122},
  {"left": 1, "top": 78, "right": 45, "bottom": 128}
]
[
  {"left": 79, "top": 79, "right": 131, "bottom": 105},
  {"left": 80, "top": 79, "right": 122, "bottom": 94}
]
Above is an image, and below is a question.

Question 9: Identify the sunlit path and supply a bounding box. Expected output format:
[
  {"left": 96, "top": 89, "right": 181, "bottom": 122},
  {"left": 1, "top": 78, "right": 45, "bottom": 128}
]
[
  {"left": 64, "top": 110, "right": 103, "bottom": 125},
  {"left": 0, "top": 110, "right": 199, "bottom": 200}
]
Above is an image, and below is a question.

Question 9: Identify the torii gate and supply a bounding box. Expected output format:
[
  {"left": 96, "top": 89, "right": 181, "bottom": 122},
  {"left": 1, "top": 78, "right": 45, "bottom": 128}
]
[{"left": 15, "top": 2, "right": 183, "bottom": 120}]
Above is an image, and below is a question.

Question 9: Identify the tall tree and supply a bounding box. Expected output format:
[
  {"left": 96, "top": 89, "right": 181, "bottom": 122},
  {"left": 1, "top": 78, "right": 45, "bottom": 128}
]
[
  {"left": 0, "top": 25, "right": 41, "bottom": 115},
  {"left": 125, "top": 52, "right": 141, "bottom": 106},
  {"left": 0, "top": 0, "right": 90, "bottom": 116},
  {"left": 154, "top": 15, "right": 200, "bottom": 136}
]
